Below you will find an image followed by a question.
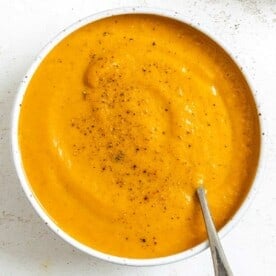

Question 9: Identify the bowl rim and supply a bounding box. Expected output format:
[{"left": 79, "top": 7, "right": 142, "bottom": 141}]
[{"left": 11, "top": 6, "right": 265, "bottom": 266}]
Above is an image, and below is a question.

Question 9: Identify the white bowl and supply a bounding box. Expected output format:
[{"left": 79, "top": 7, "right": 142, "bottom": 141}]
[{"left": 11, "top": 6, "right": 264, "bottom": 266}]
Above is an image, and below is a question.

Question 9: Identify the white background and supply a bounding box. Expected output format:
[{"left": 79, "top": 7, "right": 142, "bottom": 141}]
[{"left": 1, "top": 0, "right": 276, "bottom": 275}]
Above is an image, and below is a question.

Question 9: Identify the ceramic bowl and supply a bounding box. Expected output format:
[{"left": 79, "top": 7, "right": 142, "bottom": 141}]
[{"left": 11, "top": 6, "right": 264, "bottom": 266}]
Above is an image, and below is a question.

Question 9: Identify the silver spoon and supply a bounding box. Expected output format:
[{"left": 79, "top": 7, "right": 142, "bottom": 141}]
[{"left": 197, "top": 187, "right": 233, "bottom": 276}]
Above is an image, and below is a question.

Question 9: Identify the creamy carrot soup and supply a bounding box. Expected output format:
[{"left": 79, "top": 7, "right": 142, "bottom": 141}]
[{"left": 19, "top": 15, "right": 260, "bottom": 258}]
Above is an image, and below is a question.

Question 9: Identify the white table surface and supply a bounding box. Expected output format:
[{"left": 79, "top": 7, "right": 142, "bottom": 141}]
[{"left": 1, "top": 0, "right": 276, "bottom": 275}]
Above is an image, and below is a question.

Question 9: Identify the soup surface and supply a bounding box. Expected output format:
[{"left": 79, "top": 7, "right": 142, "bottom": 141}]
[{"left": 19, "top": 14, "right": 260, "bottom": 258}]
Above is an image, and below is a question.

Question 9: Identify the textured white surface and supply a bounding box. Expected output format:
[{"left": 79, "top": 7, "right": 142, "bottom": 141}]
[{"left": 0, "top": 0, "right": 276, "bottom": 275}]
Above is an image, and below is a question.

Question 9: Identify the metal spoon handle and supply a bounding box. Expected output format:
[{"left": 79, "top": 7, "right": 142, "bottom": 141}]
[{"left": 197, "top": 187, "right": 233, "bottom": 276}]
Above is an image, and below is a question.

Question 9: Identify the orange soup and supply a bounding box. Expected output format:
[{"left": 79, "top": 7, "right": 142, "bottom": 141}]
[{"left": 19, "top": 14, "right": 260, "bottom": 258}]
